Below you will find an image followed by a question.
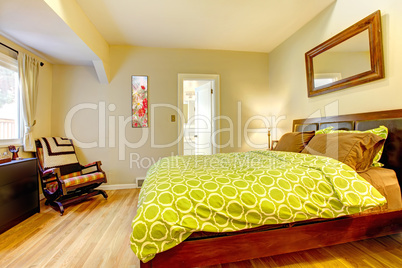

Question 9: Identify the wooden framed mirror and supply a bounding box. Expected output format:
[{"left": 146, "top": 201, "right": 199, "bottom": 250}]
[{"left": 305, "top": 10, "right": 384, "bottom": 97}]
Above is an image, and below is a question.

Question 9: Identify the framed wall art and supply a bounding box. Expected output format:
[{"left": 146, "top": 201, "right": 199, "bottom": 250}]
[{"left": 131, "top": 75, "right": 148, "bottom": 127}]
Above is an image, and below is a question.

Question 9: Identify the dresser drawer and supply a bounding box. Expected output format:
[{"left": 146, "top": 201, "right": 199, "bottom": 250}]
[{"left": 0, "top": 158, "right": 39, "bottom": 234}]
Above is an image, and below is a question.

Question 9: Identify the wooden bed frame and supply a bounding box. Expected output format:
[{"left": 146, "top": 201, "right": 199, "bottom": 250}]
[{"left": 141, "top": 109, "right": 402, "bottom": 268}]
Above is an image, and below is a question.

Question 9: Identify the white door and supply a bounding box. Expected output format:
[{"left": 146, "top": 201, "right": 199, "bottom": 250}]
[
  {"left": 178, "top": 74, "right": 220, "bottom": 156},
  {"left": 194, "top": 82, "right": 212, "bottom": 155}
]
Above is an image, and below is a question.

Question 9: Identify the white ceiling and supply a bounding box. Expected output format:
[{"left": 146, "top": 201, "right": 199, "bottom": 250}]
[
  {"left": 76, "top": 0, "right": 335, "bottom": 52},
  {"left": 0, "top": 0, "right": 335, "bottom": 65}
]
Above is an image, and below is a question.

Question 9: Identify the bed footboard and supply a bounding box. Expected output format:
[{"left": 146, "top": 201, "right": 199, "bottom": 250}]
[{"left": 141, "top": 210, "right": 402, "bottom": 268}]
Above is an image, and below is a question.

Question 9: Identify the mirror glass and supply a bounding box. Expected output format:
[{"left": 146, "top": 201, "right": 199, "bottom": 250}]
[
  {"left": 305, "top": 11, "right": 384, "bottom": 97},
  {"left": 313, "top": 30, "right": 370, "bottom": 89}
]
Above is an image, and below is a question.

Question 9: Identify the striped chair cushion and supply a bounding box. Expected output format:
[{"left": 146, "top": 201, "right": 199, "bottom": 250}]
[
  {"left": 64, "top": 172, "right": 105, "bottom": 188},
  {"left": 61, "top": 172, "right": 82, "bottom": 180},
  {"left": 45, "top": 172, "right": 104, "bottom": 194}
]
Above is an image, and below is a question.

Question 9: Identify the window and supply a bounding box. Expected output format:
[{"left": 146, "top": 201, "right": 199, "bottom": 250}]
[{"left": 0, "top": 52, "right": 21, "bottom": 145}]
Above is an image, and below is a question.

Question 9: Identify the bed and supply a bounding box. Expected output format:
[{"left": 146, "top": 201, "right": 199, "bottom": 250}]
[{"left": 132, "top": 109, "right": 402, "bottom": 268}]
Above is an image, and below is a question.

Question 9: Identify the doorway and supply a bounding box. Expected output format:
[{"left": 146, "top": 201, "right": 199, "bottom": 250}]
[{"left": 178, "top": 74, "right": 220, "bottom": 156}]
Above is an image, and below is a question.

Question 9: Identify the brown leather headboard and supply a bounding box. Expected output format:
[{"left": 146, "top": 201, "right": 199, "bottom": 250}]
[{"left": 293, "top": 109, "right": 402, "bottom": 186}]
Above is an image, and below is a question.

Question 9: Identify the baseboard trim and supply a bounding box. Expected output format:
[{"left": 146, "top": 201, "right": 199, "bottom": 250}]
[{"left": 98, "top": 184, "right": 139, "bottom": 190}]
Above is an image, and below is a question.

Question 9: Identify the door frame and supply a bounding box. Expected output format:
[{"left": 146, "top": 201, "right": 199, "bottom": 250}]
[{"left": 178, "top": 74, "right": 220, "bottom": 156}]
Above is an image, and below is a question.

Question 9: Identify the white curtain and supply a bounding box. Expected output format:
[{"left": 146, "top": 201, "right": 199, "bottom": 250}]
[{"left": 18, "top": 53, "right": 40, "bottom": 152}]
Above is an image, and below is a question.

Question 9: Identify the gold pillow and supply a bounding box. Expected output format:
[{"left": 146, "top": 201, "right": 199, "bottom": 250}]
[
  {"left": 274, "top": 131, "right": 315, "bottom": 153},
  {"left": 323, "top": 126, "right": 388, "bottom": 167},
  {"left": 301, "top": 132, "right": 385, "bottom": 172}
]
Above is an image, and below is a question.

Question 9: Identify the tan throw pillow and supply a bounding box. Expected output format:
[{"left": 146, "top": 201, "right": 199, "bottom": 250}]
[
  {"left": 274, "top": 131, "right": 315, "bottom": 153},
  {"left": 301, "top": 132, "right": 385, "bottom": 172},
  {"left": 323, "top": 126, "right": 388, "bottom": 167}
]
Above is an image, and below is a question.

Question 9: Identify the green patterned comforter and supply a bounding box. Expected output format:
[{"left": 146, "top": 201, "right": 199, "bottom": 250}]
[{"left": 130, "top": 150, "right": 386, "bottom": 262}]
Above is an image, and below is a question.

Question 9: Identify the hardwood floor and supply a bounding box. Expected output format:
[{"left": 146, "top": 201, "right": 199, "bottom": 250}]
[
  {"left": 0, "top": 189, "right": 141, "bottom": 268},
  {"left": 0, "top": 189, "right": 401, "bottom": 268}
]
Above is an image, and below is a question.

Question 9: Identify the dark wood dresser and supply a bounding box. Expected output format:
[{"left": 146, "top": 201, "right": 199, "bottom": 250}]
[{"left": 0, "top": 158, "right": 39, "bottom": 234}]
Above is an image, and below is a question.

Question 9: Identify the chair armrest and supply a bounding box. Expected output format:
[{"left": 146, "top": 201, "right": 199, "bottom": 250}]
[
  {"left": 40, "top": 167, "right": 61, "bottom": 179},
  {"left": 82, "top": 162, "right": 98, "bottom": 168},
  {"left": 81, "top": 161, "right": 103, "bottom": 172},
  {"left": 42, "top": 168, "right": 57, "bottom": 178},
  {"left": 39, "top": 167, "right": 67, "bottom": 195},
  {"left": 40, "top": 168, "right": 62, "bottom": 182}
]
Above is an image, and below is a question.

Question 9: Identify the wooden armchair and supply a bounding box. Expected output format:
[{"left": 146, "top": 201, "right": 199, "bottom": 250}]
[{"left": 36, "top": 137, "right": 108, "bottom": 215}]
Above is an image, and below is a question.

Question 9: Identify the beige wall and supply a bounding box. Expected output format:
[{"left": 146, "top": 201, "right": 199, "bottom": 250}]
[
  {"left": 51, "top": 46, "right": 269, "bottom": 184},
  {"left": 0, "top": 35, "right": 53, "bottom": 158},
  {"left": 5, "top": 0, "right": 400, "bottom": 187},
  {"left": 268, "top": 0, "right": 402, "bottom": 138}
]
